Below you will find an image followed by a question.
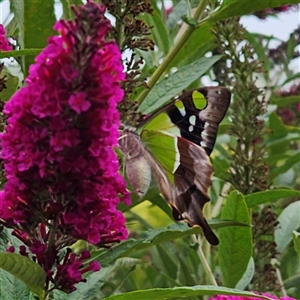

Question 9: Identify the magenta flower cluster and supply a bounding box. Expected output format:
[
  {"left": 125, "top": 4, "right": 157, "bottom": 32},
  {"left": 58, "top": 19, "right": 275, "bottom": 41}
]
[
  {"left": 209, "top": 293, "right": 296, "bottom": 300},
  {"left": 0, "top": 24, "right": 12, "bottom": 51},
  {"left": 0, "top": 0, "right": 129, "bottom": 293}
]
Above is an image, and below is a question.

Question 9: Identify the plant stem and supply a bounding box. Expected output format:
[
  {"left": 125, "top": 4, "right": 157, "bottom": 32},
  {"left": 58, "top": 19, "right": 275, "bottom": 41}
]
[
  {"left": 192, "top": 235, "right": 218, "bottom": 286},
  {"left": 136, "top": 0, "right": 209, "bottom": 104},
  {"left": 276, "top": 267, "right": 287, "bottom": 297}
]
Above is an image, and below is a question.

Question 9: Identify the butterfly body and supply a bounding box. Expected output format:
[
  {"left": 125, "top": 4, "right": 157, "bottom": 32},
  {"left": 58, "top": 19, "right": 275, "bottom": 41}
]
[{"left": 119, "top": 87, "right": 231, "bottom": 245}]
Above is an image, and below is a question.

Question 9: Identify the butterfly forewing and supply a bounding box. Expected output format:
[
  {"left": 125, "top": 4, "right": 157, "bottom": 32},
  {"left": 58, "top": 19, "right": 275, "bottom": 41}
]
[{"left": 140, "top": 86, "right": 231, "bottom": 156}]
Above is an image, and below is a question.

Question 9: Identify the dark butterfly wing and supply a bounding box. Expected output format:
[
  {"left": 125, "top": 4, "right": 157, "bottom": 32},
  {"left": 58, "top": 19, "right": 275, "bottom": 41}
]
[
  {"left": 171, "top": 137, "right": 219, "bottom": 245},
  {"left": 141, "top": 86, "right": 231, "bottom": 156},
  {"left": 120, "top": 87, "right": 231, "bottom": 245}
]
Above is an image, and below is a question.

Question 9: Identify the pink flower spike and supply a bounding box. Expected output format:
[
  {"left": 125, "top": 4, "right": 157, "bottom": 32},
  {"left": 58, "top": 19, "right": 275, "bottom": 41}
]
[{"left": 68, "top": 92, "right": 91, "bottom": 114}]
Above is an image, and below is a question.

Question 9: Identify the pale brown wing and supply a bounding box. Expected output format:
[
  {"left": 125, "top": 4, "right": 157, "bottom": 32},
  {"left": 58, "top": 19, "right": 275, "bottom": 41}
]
[{"left": 169, "top": 137, "right": 219, "bottom": 245}]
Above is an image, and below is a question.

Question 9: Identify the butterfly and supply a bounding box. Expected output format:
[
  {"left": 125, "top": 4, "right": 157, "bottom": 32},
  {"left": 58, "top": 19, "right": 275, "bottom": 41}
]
[{"left": 119, "top": 86, "right": 231, "bottom": 245}]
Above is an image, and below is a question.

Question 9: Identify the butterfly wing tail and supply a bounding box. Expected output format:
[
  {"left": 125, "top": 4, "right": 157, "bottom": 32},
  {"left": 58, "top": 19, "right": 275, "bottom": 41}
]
[
  {"left": 186, "top": 200, "right": 219, "bottom": 246},
  {"left": 171, "top": 185, "right": 219, "bottom": 245}
]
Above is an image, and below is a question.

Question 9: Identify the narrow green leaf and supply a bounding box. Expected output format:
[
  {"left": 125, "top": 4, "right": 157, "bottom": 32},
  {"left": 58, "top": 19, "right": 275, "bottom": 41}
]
[
  {"left": 270, "top": 152, "right": 300, "bottom": 180},
  {"left": 280, "top": 72, "right": 300, "bottom": 86},
  {"left": 96, "top": 221, "right": 245, "bottom": 268},
  {"left": 209, "top": 0, "right": 300, "bottom": 22},
  {"left": 293, "top": 231, "right": 300, "bottom": 259},
  {"left": 0, "top": 252, "right": 46, "bottom": 299},
  {"left": 270, "top": 95, "right": 300, "bottom": 107},
  {"left": 245, "top": 189, "right": 300, "bottom": 208},
  {"left": 166, "top": 0, "right": 188, "bottom": 31},
  {"left": 66, "top": 258, "right": 141, "bottom": 300},
  {"left": 60, "top": 0, "right": 72, "bottom": 19},
  {"left": 10, "top": 0, "right": 25, "bottom": 48},
  {"left": 286, "top": 33, "right": 296, "bottom": 60},
  {"left": 156, "top": 244, "right": 179, "bottom": 280},
  {"left": 0, "top": 49, "right": 43, "bottom": 59},
  {"left": 103, "top": 285, "right": 274, "bottom": 300},
  {"left": 166, "top": 22, "right": 215, "bottom": 71},
  {"left": 267, "top": 133, "right": 299, "bottom": 150},
  {"left": 212, "top": 157, "right": 230, "bottom": 181},
  {"left": 219, "top": 191, "right": 252, "bottom": 288},
  {"left": 275, "top": 201, "right": 300, "bottom": 253},
  {"left": 245, "top": 31, "right": 270, "bottom": 74},
  {"left": 143, "top": 2, "right": 170, "bottom": 55},
  {"left": 139, "top": 55, "right": 222, "bottom": 114}
]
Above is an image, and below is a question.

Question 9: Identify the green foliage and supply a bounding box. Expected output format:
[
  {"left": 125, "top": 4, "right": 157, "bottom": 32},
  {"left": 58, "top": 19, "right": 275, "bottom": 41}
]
[
  {"left": 219, "top": 191, "right": 252, "bottom": 288},
  {"left": 293, "top": 231, "right": 300, "bottom": 258},
  {"left": 103, "top": 286, "right": 275, "bottom": 300},
  {"left": 275, "top": 201, "right": 300, "bottom": 253},
  {"left": 139, "top": 55, "right": 222, "bottom": 113},
  {"left": 0, "top": 252, "right": 46, "bottom": 299},
  {"left": 0, "top": 0, "right": 299, "bottom": 299}
]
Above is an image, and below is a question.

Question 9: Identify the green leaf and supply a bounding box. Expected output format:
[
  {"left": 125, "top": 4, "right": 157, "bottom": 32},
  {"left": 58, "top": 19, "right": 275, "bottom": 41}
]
[
  {"left": 219, "top": 191, "right": 252, "bottom": 288},
  {"left": 244, "top": 31, "right": 270, "bottom": 76},
  {"left": 0, "top": 269, "right": 33, "bottom": 300},
  {"left": 143, "top": 2, "right": 170, "bottom": 55},
  {"left": 270, "top": 152, "right": 300, "bottom": 180},
  {"left": 293, "top": 231, "right": 300, "bottom": 259},
  {"left": 0, "top": 49, "right": 43, "bottom": 59},
  {"left": 235, "top": 257, "right": 255, "bottom": 290},
  {"left": 212, "top": 157, "right": 230, "bottom": 181},
  {"left": 103, "top": 285, "right": 274, "bottom": 300},
  {"left": 0, "top": 230, "right": 36, "bottom": 300},
  {"left": 155, "top": 244, "right": 179, "bottom": 281},
  {"left": 166, "top": 22, "right": 215, "bottom": 72},
  {"left": 66, "top": 258, "right": 141, "bottom": 300},
  {"left": 269, "top": 112, "right": 288, "bottom": 137},
  {"left": 270, "top": 95, "right": 300, "bottom": 108},
  {"left": 23, "top": 0, "right": 56, "bottom": 75},
  {"left": 245, "top": 189, "right": 300, "bottom": 208},
  {"left": 139, "top": 55, "right": 222, "bottom": 114},
  {"left": 146, "top": 191, "right": 174, "bottom": 220},
  {"left": 275, "top": 201, "right": 300, "bottom": 253},
  {"left": 10, "top": 0, "right": 25, "bottom": 48},
  {"left": 286, "top": 32, "right": 296, "bottom": 60},
  {"left": 0, "top": 67, "right": 20, "bottom": 101},
  {"left": 96, "top": 221, "right": 245, "bottom": 268},
  {"left": 280, "top": 72, "right": 300, "bottom": 86},
  {"left": 166, "top": 0, "right": 188, "bottom": 31},
  {"left": 0, "top": 252, "right": 46, "bottom": 299},
  {"left": 209, "top": 0, "right": 300, "bottom": 22}
]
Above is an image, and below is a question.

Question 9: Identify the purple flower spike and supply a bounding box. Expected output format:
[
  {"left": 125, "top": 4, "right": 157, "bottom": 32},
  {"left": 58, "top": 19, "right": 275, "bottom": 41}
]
[{"left": 1, "top": 0, "right": 129, "bottom": 245}]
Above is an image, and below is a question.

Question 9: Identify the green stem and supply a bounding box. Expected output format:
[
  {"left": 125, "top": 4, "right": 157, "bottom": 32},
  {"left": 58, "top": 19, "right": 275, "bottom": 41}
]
[
  {"left": 115, "top": 2, "right": 124, "bottom": 50},
  {"left": 192, "top": 235, "right": 218, "bottom": 286},
  {"left": 276, "top": 267, "right": 287, "bottom": 297},
  {"left": 135, "top": 0, "right": 209, "bottom": 104}
]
